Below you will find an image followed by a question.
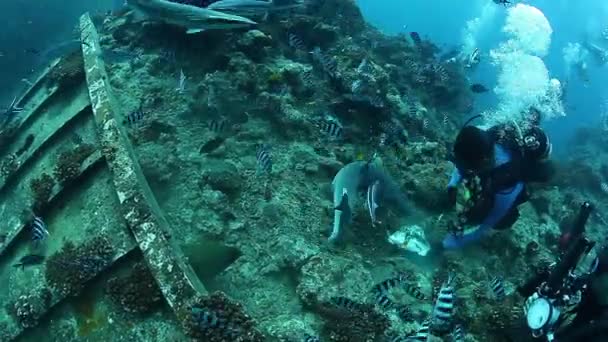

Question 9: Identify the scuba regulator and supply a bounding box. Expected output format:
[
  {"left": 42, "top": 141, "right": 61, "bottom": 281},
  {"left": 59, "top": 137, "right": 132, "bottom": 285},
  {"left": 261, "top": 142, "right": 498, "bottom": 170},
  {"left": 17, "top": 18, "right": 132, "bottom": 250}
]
[{"left": 519, "top": 201, "right": 595, "bottom": 341}]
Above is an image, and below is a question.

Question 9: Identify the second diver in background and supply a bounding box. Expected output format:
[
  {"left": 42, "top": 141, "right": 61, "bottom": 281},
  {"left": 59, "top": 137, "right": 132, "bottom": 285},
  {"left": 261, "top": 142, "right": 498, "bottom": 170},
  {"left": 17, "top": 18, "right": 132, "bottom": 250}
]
[{"left": 441, "top": 107, "right": 554, "bottom": 249}]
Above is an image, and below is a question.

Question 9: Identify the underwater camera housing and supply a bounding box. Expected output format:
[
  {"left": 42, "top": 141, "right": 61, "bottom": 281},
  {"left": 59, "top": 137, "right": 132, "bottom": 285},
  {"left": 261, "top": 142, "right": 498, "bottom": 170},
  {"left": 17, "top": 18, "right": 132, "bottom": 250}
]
[{"left": 521, "top": 201, "right": 594, "bottom": 341}]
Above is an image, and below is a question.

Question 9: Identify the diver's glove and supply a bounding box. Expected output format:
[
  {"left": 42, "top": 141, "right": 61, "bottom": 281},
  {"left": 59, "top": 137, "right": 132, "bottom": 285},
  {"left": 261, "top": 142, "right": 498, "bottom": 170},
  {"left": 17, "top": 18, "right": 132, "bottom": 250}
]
[{"left": 447, "top": 186, "right": 457, "bottom": 207}]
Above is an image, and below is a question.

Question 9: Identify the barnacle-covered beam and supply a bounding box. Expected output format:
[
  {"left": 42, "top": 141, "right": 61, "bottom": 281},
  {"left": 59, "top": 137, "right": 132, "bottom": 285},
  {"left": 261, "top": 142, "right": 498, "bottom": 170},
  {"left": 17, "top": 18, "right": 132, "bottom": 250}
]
[{"left": 79, "top": 11, "right": 208, "bottom": 324}]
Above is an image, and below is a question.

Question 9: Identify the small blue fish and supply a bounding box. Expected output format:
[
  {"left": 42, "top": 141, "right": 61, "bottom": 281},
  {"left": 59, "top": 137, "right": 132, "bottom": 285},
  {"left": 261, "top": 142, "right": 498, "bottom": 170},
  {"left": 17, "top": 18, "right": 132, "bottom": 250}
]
[
  {"left": 256, "top": 143, "right": 272, "bottom": 174},
  {"left": 31, "top": 216, "right": 49, "bottom": 245},
  {"left": 1, "top": 95, "right": 24, "bottom": 124}
]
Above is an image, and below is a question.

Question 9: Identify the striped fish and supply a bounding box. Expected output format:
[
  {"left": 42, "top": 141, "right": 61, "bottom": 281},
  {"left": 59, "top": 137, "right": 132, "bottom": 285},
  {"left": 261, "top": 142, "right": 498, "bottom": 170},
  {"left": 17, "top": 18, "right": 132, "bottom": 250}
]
[
  {"left": 410, "top": 31, "right": 422, "bottom": 46},
  {"left": 31, "top": 216, "right": 49, "bottom": 244},
  {"left": 311, "top": 46, "right": 338, "bottom": 77},
  {"left": 125, "top": 102, "right": 145, "bottom": 125},
  {"left": 408, "top": 319, "right": 430, "bottom": 341},
  {"left": 452, "top": 324, "right": 464, "bottom": 342},
  {"left": 396, "top": 305, "right": 412, "bottom": 322},
  {"left": 373, "top": 276, "right": 427, "bottom": 301},
  {"left": 369, "top": 94, "right": 385, "bottom": 108},
  {"left": 403, "top": 283, "right": 426, "bottom": 300},
  {"left": 357, "top": 58, "right": 373, "bottom": 74},
  {"left": 408, "top": 104, "right": 418, "bottom": 117},
  {"left": 433, "top": 274, "right": 455, "bottom": 326},
  {"left": 208, "top": 119, "right": 229, "bottom": 133},
  {"left": 374, "top": 291, "right": 395, "bottom": 309},
  {"left": 372, "top": 277, "right": 401, "bottom": 294},
  {"left": 490, "top": 276, "right": 506, "bottom": 301},
  {"left": 330, "top": 296, "right": 359, "bottom": 311},
  {"left": 255, "top": 144, "right": 272, "bottom": 174},
  {"left": 434, "top": 64, "right": 448, "bottom": 82},
  {"left": 288, "top": 33, "right": 305, "bottom": 51},
  {"left": 301, "top": 69, "right": 314, "bottom": 86},
  {"left": 317, "top": 120, "right": 343, "bottom": 139}
]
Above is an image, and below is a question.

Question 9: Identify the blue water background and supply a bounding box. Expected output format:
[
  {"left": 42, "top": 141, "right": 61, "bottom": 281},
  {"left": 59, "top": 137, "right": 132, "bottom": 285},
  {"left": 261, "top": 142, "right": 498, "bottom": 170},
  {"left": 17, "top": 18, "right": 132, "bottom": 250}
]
[
  {"left": 357, "top": 0, "right": 608, "bottom": 157},
  {"left": 0, "top": 0, "right": 606, "bottom": 155}
]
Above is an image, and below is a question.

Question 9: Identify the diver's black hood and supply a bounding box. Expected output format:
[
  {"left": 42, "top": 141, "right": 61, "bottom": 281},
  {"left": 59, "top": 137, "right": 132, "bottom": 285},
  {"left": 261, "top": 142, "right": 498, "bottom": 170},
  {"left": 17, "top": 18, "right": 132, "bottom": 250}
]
[{"left": 453, "top": 126, "right": 493, "bottom": 172}]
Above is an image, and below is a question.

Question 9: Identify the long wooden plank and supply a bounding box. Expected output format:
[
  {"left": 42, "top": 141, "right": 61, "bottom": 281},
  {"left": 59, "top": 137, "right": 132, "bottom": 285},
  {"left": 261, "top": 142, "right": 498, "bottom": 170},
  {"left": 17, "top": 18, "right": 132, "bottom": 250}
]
[
  {"left": 80, "top": 12, "right": 207, "bottom": 319},
  {"left": 0, "top": 87, "right": 90, "bottom": 194},
  {"left": 0, "top": 151, "right": 104, "bottom": 256}
]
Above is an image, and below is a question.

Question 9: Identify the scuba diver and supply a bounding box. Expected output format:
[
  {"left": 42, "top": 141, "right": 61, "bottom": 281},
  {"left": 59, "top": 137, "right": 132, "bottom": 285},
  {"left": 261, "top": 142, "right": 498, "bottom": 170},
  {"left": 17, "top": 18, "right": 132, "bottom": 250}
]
[
  {"left": 442, "top": 107, "right": 553, "bottom": 249},
  {"left": 516, "top": 201, "right": 608, "bottom": 342}
]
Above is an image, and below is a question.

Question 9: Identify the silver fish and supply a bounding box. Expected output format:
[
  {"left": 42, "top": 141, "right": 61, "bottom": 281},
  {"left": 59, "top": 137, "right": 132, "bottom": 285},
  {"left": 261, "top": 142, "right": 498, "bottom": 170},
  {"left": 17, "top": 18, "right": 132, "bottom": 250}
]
[
  {"left": 176, "top": 69, "right": 187, "bottom": 93},
  {"left": 366, "top": 180, "right": 380, "bottom": 225},
  {"left": 126, "top": 0, "right": 257, "bottom": 33},
  {"left": 208, "top": 0, "right": 304, "bottom": 16}
]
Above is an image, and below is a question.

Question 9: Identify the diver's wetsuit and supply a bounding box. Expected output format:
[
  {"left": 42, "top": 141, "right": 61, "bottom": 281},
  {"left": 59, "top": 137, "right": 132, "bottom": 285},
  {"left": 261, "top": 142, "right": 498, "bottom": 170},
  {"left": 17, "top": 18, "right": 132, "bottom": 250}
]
[{"left": 443, "top": 144, "right": 524, "bottom": 249}]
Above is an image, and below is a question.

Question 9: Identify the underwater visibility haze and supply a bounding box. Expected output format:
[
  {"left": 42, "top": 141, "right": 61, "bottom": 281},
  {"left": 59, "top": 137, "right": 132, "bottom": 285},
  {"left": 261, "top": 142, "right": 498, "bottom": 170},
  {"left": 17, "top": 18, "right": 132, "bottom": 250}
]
[{"left": 1, "top": 0, "right": 608, "bottom": 341}]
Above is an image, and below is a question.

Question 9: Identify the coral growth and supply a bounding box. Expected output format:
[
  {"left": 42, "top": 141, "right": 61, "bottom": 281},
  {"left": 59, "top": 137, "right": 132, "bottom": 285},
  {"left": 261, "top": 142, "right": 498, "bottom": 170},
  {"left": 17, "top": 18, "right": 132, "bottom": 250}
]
[
  {"left": 48, "top": 50, "right": 85, "bottom": 89},
  {"left": 45, "top": 235, "right": 114, "bottom": 297},
  {"left": 315, "top": 299, "right": 390, "bottom": 342},
  {"left": 7, "top": 288, "right": 52, "bottom": 328},
  {"left": 183, "top": 291, "right": 265, "bottom": 342},
  {"left": 0, "top": 152, "right": 19, "bottom": 178},
  {"left": 53, "top": 143, "right": 95, "bottom": 184},
  {"left": 29, "top": 172, "right": 56, "bottom": 212},
  {"left": 106, "top": 262, "right": 163, "bottom": 314}
]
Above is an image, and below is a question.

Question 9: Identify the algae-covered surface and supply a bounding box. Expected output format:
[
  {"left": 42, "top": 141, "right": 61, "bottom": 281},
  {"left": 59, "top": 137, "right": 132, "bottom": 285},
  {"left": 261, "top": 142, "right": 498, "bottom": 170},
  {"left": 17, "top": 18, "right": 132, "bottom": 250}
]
[{"left": 1, "top": 0, "right": 608, "bottom": 341}]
